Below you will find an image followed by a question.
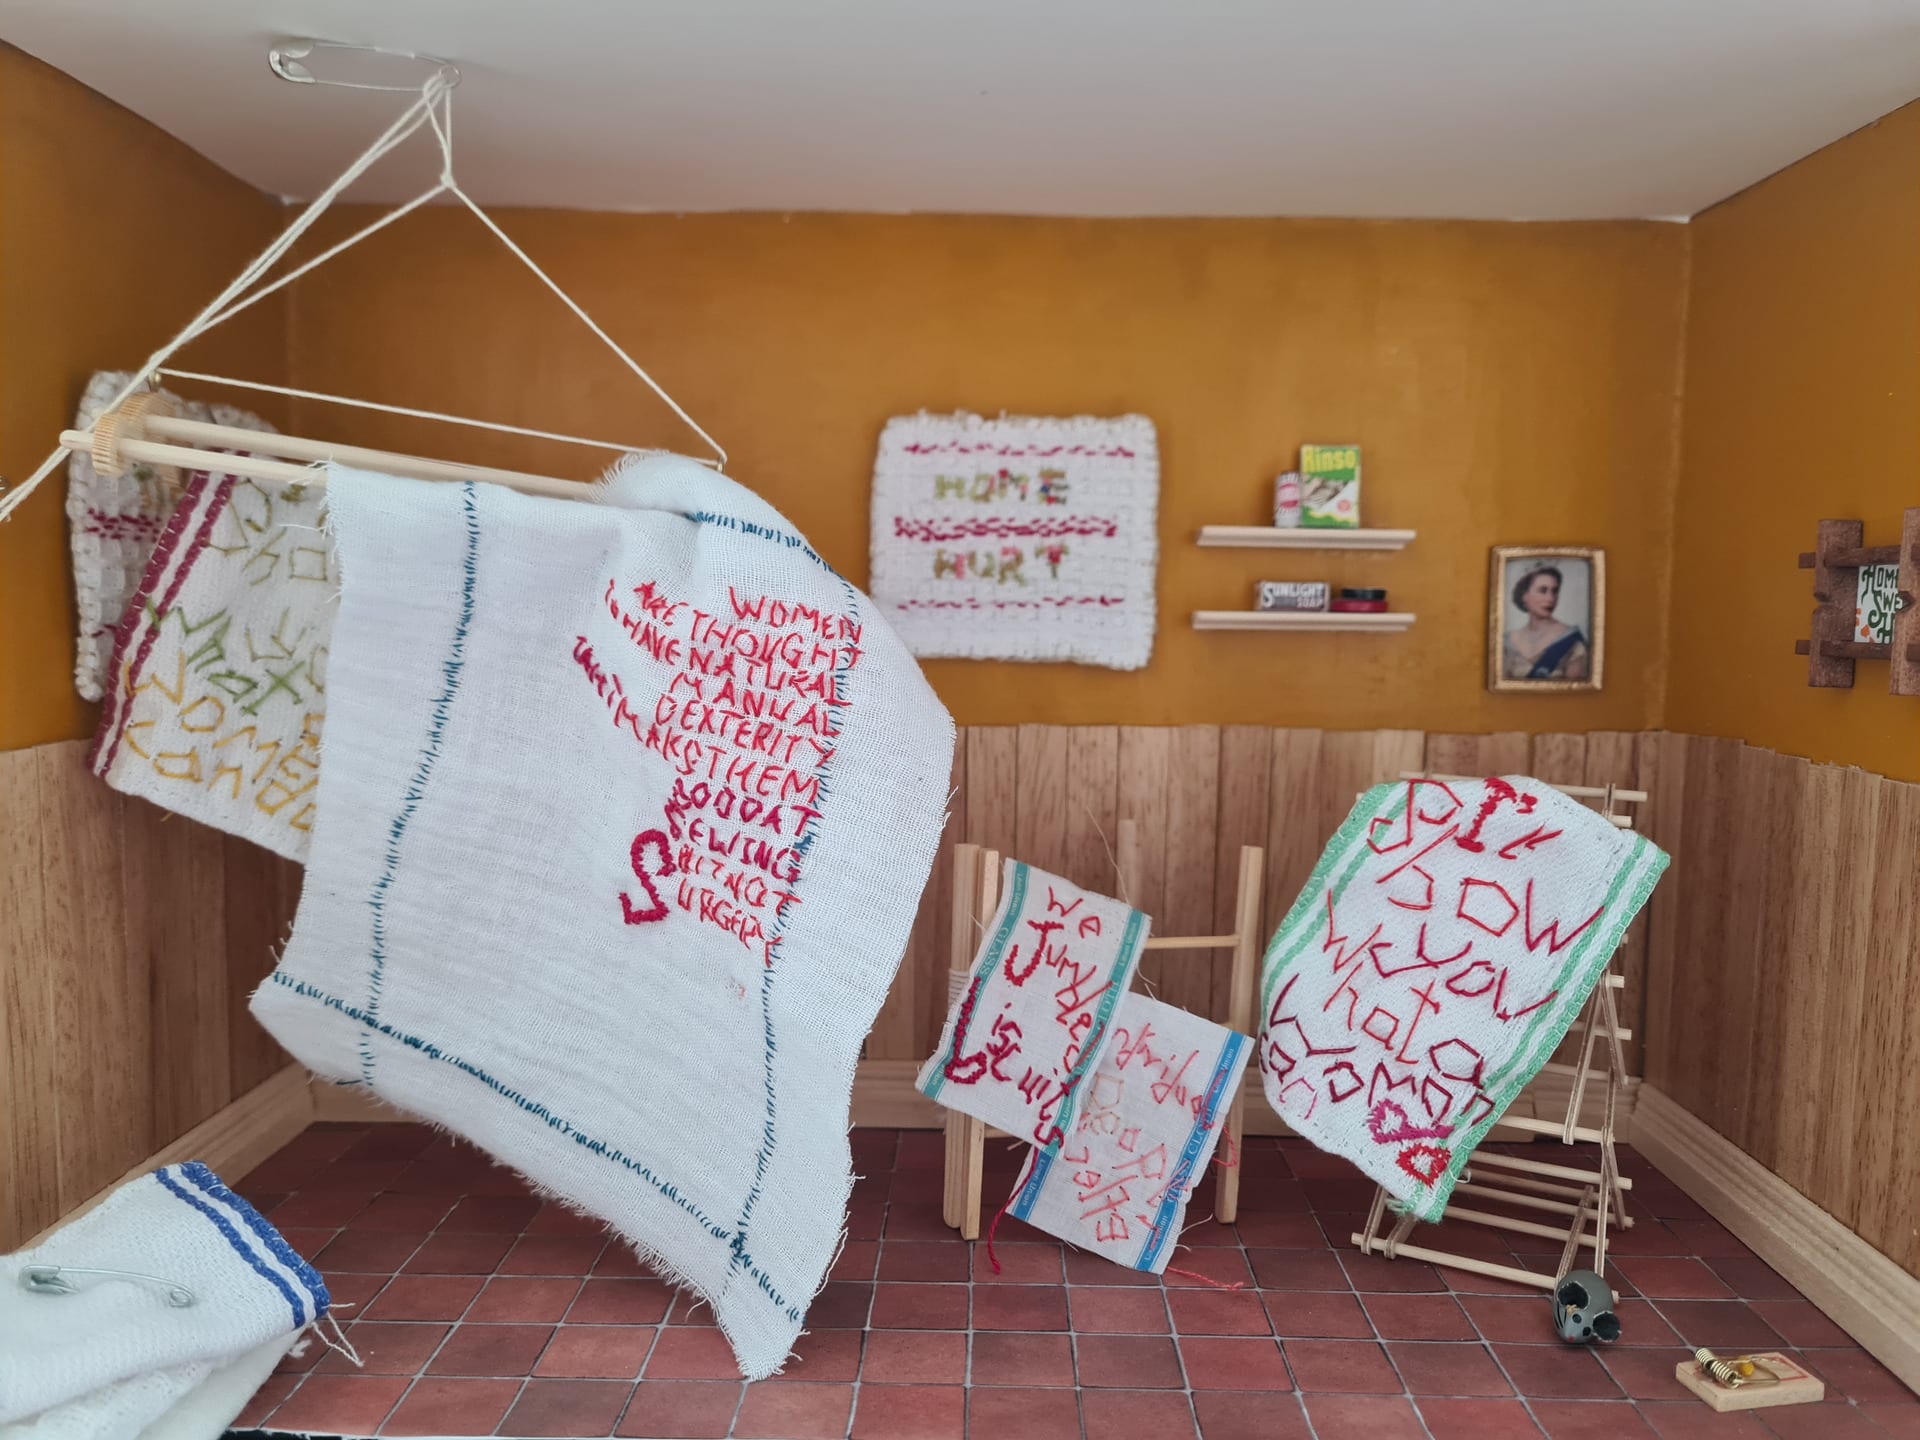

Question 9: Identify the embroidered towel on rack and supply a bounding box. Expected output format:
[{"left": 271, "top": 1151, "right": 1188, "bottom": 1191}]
[
  {"left": 88, "top": 469, "right": 335, "bottom": 862},
  {"left": 66, "top": 371, "right": 277, "bottom": 701},
  {"left": 1004, "top": 992, "right": 1249, "bottom": 1274},
  {"left": 868, "top": 412, "right": 1160, "bottom": 670},
  {"left": 0, "top": 1161, "right": 325, "bottom": 1440},
  {"left": 916, "top": 860, "right": 1148, "bottom": 1151},
  {"left": 1257, "top": 777, "right": 1667, "bottom": 1223},
  {"left": 250, "top": 454, "right": 954, "bottom": 1380}
]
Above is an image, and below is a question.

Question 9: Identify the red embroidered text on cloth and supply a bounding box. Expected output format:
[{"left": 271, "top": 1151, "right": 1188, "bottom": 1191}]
[
  {"left": 1257, "top": 777, "right": 1667, "bottom": 1222},
  {"left": 916, "top": 861, "right": 1148, "bottom": 1154},
  {"left": 1005, "top": 991, "right": 1249, "bottom": 1273}
]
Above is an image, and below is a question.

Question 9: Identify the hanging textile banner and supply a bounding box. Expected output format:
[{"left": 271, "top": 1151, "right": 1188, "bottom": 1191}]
[
  {"left": 868, "top": 412, "right": 1159, "bottom": 670},
  {"left": 89, "top": 467, "right": 335, "bottom": 862},
  {"left": 917, "top": 860, "right": 1147, "bottom": 1151},
  {"left": 1258, "top": 777, "right": 1666, "bottom": 1222},
  {"left": 1005, "top": 991, "right": 1249, "bottom": 1274},
  {"left": 67, "top": 370, "right": 278, "bottom": 701},
  {"left": 251, "top": 454, "right": 953, "bottom": 1380}
]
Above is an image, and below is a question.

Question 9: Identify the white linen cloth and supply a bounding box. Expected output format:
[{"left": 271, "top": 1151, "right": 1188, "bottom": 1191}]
[
  {"left": 1005, "top": 991, "right": 1250, "bottom": 1274},
  {"left": 1258, "top": 777, "right": 1667, "bottom": 1221},
  {"left": 917, "top": 860, "right": 1147, "bottom": 1152},
  {"left": 251, "top": 455, "right": 953, "bottom": 1379}
]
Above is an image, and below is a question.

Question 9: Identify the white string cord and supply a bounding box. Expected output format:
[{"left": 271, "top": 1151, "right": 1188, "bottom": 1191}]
[
  {"left": 0, "top": 66, "right": 726, "bottom": 522},
  {"left": 0, "top": 79, "right": 443, "bottom": 523}
]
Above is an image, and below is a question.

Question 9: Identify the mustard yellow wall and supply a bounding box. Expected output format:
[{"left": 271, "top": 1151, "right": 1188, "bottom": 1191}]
[
  {"left": 1669, "top": 102, "right": 1920, "bottom": 782},
  {"left": 286, "top": 209, "right": 1687, "bottom": 731},
  {"left": 0, "top": 45, "right": 289, "bottom": 750}
]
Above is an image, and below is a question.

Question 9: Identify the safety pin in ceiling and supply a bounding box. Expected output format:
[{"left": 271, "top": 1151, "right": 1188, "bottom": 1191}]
[{"left": 268, "top": 38, "right": 461, "bottom": 93}]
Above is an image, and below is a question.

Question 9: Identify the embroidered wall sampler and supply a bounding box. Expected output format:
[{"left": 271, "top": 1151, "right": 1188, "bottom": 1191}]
[
  {"left": 1258, "top": 777, "right": 1666, "bottom": 1222},
  {"left": 868, "top": 412, "right": 1159, "bottom": 669},
  {"left": 251, "top": 455, "right": 954, "bottom": 1380}
]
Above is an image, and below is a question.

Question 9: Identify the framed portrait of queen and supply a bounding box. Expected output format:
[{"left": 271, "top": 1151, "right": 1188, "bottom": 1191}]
[{"left": 1487, "top": 546, "right": 1605, "bottom": 692}]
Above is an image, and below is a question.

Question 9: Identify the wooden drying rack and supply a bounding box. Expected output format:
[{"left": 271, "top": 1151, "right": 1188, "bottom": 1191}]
[
  {"left": 1794, "top": 508, "right": 1920, "bottom": 695},
  {"left": 1350, "top": 772, "right": 1645, "bottom": 1291}
]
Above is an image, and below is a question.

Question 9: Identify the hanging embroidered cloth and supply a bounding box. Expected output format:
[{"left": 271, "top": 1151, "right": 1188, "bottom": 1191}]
[
  {"left": 250, "top": 455, "right": 953, "bottom": 1380},
  {"left": 916, "top": 860, "right": 1147, "bottom": 1152},
  {"left": 1004, "top": 991, "right": 1249, "bottom": 1274},
  {"left": 1258, "top": 777, "right": 1666, "bottom": 1222},
  {"left": 868, "top": 412, "right": 1159, "bottom": 670},
  {"left": 66, "top": 370, "right": 277, "bottom": 701},
  {"left": 89, "top": 469, "right": 335, "bottom": 861}
]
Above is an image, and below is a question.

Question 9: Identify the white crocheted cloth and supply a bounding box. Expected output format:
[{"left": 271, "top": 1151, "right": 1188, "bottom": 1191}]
[
  {"left": 868, "top": 413, "right": 1159, "bottom": 669},
  {"left": 917, "top": 860, "right": 1147, "bottom": 1151},
  {"left": 88, "top": 471, "right": 335, "bottom": 862},
  {"left": 0, "top": 1162, "right": 325, "bottom": 1440},
  {"left": 1258, "top": 777, "right": 1667, "bottom": 1222},
  {"left": 251, "top": 455, "right": 954, "bottom": 1380},
  {"left": 65, "top": 371, "right": 275, "bottom": 701},
  {"left": 1006, "top": 992, "right": 1250, "bottom": 1274}
]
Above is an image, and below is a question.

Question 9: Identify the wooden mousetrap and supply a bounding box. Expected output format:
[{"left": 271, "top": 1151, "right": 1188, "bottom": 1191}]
[{"left": 1674, "top": 1350, "right": 1825, "bottom": 1412}]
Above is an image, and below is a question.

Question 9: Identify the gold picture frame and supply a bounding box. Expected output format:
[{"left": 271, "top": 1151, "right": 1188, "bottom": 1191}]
[{"left": 1487, "top": 546, "right": 1605, "bottom": 692}]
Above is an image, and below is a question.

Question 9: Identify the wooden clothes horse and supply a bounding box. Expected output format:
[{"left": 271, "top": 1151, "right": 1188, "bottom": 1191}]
[
  {"left": 940, "top": 827, "right": 1265, "bottom": 1240},
  {"left": 1350, "top": 772, "right": 1646, "bottom": 1290}
]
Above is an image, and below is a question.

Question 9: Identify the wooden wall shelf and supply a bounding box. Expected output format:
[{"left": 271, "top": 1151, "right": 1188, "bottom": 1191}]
[
  {"left": 1799, "top": 508, "right": 1919, "bottom": 695},
  {"left": 1193, "top": 610, "right": 1416, "bottom": 633},
  {"left": 1196, "top": 525, "right": 1416, "bottom": 551}
]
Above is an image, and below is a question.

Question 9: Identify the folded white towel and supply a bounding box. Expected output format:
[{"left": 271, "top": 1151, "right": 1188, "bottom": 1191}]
[{"left": 0, "top": 1163, "right": 326, "bottom": 1439}]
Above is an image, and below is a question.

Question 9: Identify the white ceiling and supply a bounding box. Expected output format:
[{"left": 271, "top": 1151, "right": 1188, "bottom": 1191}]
[{"left": 7, "top": 0, "right": 1920, "bottom": 220}]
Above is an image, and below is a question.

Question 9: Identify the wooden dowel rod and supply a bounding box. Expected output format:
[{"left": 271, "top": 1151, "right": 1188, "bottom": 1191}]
[
  {"left": 59, "top": 428, "right": 585, "bottom": 501},
  {"left": 1484, "top": 1114, "right": 1606, "bottom": 1144},
  {"left": 1453, "top": 1180, "right": 1591, "bottom": 1217},
  {"left": 1793, "top": 638, "right": 1906, "bottom": 662},
  {"left": 1349, "top": 1233, "right": 1551, "bottom": 1290},
  {"left": 1142, "top": 935, "right": 1240, "bottom": 951},
  {"left": 144, "top": 415, "right": 588, "bottom": 496},
  {"left": 1800, "top": 545, "right": 1902, "bottom": 569},
  {"left": 1440, "top": 1203, "right": 1602, "bottom": 1247},
  {"left": 1469, "top": 1150, "right": 1631, "bottom": 1189}
]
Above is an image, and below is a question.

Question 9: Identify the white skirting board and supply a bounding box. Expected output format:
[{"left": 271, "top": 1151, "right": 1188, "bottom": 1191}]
[{"left": 1629, "top": 1084, "right": 1920, "bottom": 1396}]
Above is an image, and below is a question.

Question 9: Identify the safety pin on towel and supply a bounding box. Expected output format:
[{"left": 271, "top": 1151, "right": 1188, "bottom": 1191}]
[{"left": 21, "top": 1264, "right": 196, "bottom": 1307}]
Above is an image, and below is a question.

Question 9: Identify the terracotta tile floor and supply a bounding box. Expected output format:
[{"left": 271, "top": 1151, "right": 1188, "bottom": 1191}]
[{"left": 231, "top": 1124, "right": 1920, "bottom": 1438}]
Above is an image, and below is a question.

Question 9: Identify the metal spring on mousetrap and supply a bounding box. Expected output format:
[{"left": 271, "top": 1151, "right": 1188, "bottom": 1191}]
[{"left": 1695, "top": 1348, "right": 1779, "bottom": 1388}]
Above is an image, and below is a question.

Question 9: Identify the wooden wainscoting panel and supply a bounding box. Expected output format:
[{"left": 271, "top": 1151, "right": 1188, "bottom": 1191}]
[
  {"left": 38, "top": 742, "right": 148, "bottom": 1214},
  {"left": 1212, "top": 727, "right": 1272, "bottom": 1022},
  {"left": 1857, "top": 777, "right": 1920, "bottom": 1274},
  {"left": 1013, "top": 724, "right": 1071, "bottom": 879},
  {"left": 0, "top": 747, "right": 59, "bottom": 1250},
  {"left": 964, "top": 727, "right": 1019, "bottom": 865},
  {"left": 1741, "top": 753, "right": 1810, "bottom": 1170},
  {"left": 1062, "top": 725, "right": 1121, "bottom": 896},
  {"left": 1115, "top": 726, "right": 1173, "bottom": 990},
  {"left": 122, "top": 793, "right": 229, "bottom": 1145},
  {"left": 1663, "top": 736, "right": 1741, "bottom": 1119},
  {"left": 1528, "top": 732, "right": 1589, "bottom": 785},
  {"left": 1264, "top": 728, "right": 1327, "bottom": 944},
  {"left": 1160, "top": 725, "right": 1222, "bottom": 1017},
  {"left": 1638, "top": 731, "right": 1688, "bottom": 1091},
  {"left": 223, "top": 836, "right": 298, "bottom": 1097},
  {"left": 1710, "top": 743, "right": 1777, "bottom": 1150},
  {"left": 1772, "top": 763, "right": 1849, "bottom": 1200},
  {"left": 1806, "top": 767, "right": 1885, "bottom": 1223}
]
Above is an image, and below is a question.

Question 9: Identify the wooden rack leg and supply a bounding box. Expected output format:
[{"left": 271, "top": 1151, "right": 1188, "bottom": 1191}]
[{"left": 1217, "top": 845, "right": 1264, "bottom": 1225}]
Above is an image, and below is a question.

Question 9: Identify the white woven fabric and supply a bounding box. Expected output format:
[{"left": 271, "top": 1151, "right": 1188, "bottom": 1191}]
[
  {"left": 65, "top": 371, "right": 275, "bottom": 701},
  {"left": 1258, "top": 777, "right": 1667, "bottom": 1221},
  {"left": 869, "top": 413, "right": 1158, "bottom": 669},
  {"left": 1005, "top": 992, "right": 1249, "bottom": 1274},
  {"left": 250, "top": 455, "right": 953, "bottom": 1379},
  {"left": 917, "top": 860, "right": 1147, "bottom": 1151},
  {"left": 0, "top": 1162, "right": 326, "bottom": 1440},
  {"left": 88, "top": 471, "right": 335, "bottom": 862}
]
